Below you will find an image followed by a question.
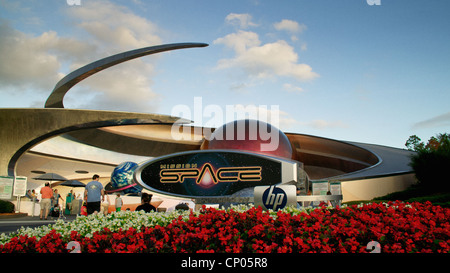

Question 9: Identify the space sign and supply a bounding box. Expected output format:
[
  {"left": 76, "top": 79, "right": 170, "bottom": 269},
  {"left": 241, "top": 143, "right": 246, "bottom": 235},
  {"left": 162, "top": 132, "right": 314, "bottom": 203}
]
[{"left": 133, "top": 150, "right": 299, "bottom": 198}]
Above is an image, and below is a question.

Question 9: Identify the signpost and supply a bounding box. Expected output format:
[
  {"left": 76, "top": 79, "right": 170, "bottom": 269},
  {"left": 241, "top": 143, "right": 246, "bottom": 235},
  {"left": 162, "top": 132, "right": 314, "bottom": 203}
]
[
  {"left": 312, "top": 180, "right": 329, "bottom": 206},
  {"left": 13, "top": 176, "right": 27, "bottom": 213},
  {"left": 330, "top": 181, "right": 342, "bottom": 207},
  {"left": 0, "top": 176, "right": 14, "bottom": 200},
  {"left": 13, "top": 176, "right": 27, "bottom": 197}
]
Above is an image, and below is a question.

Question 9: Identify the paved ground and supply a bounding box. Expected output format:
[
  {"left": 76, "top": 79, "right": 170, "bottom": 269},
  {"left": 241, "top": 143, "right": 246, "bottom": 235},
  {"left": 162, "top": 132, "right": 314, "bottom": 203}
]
[{"left": 0, "top": 215, "right": 77, "bottom": 235}]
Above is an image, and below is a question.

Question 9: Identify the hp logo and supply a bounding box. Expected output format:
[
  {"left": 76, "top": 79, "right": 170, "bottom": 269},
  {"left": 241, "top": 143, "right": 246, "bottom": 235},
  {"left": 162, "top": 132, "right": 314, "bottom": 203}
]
[
  {"left": 254, "top": 185, "right": 297, "bottom": 210},
  {"left": 262, "top": 186, "right": 287, "bottom": 210}
]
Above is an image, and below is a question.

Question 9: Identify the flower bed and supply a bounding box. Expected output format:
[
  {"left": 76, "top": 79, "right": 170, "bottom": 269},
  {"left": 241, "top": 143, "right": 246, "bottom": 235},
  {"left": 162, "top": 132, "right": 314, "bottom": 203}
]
[{"left": 1, "top": 201, "right": 449, "bottom": 253}]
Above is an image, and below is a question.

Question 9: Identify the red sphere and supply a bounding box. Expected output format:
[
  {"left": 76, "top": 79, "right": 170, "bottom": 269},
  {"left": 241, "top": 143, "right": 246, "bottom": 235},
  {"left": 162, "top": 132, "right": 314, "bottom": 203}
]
[{"left": 200, "top": 119, "right": 293, "bottom": 159}]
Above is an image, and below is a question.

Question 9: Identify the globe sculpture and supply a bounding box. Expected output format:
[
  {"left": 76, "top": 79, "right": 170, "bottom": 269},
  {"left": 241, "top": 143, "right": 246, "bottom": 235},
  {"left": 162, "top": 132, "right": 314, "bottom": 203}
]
[
  {"left": 110, "top": 161, "right": 142, "bottom": 194},
  {"left": 200, "top": 119, "right": 295, "bottom": 202},
  {"left": 200, "top": 119, "right": 294, "bottom": 160}
]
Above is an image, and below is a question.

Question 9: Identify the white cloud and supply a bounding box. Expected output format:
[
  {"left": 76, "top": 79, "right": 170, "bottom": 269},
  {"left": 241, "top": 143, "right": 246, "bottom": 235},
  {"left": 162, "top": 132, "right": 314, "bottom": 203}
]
[
  {"left": 62, "top": 0, "right": 163, "bottom": 112},
  {"left": 0, "top": 22, "right": 92, "bottom": 92},
  {"left": 274, "top": 19, "right": 306, "bottom": 34},
  {"left": 214, "top": 30, "right": 318, "bottom": 81},
  {"left": 68, "top": 61, "right": 160, "bottom": 112},
  {"left": 274, "top": 19, "right": 307, "bottom": 41},
  {"left": 283, "top": 83, "right": 304, "bottom": 93},
  {"left": 0, "top": 1, "right": 164, "bottom": 112},
  {"left": 72, "top": 1, "right": 161, "bottom": 51},
  {"left": 225, "top": 13, "right": 258, "bottom": 29},
  {"left": 213, "top": 30, "right": 260, "bottom": 54}
]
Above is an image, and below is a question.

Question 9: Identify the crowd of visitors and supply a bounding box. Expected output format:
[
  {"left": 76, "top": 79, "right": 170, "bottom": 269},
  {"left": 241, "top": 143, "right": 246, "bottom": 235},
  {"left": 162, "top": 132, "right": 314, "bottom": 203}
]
[{"left": 28, "top": 174, "right": 170, "bottom": 219}]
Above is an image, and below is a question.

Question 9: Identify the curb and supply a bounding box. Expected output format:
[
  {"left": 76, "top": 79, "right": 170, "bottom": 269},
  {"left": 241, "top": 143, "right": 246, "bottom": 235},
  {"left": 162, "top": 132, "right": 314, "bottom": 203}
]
[{"left": 0, "top": 213, "right": 28, "bottom": 219}]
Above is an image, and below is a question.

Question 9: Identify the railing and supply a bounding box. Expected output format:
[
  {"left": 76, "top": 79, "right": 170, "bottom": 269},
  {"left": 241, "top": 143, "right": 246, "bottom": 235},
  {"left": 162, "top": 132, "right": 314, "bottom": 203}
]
[{"left": 193, "top": 194, "right": 343, "bottom": 208}]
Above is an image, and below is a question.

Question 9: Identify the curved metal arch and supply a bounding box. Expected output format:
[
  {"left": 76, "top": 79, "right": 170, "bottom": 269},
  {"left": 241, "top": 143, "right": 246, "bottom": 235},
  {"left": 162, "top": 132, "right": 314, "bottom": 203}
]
[{"left": 45, "top": 42, "right": 208, "bottom": 108}]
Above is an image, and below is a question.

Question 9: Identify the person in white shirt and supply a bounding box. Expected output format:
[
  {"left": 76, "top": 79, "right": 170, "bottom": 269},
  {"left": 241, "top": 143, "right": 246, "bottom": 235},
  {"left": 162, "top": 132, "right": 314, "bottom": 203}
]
[{"left": 101, "top": 194, "right": 110, "bottom": 215}]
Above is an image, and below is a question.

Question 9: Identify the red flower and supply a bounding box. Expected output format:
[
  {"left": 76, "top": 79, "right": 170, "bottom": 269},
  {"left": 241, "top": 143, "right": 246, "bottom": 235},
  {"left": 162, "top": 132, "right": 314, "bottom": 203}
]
[{"left": 1, "top": 201, "right": 449, "bottom": 253}]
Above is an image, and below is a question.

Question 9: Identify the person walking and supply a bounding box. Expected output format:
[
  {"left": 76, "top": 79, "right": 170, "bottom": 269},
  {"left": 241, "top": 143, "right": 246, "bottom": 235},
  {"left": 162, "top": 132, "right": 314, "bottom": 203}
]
[
  {"left": 115, "top": 194, "right": 123, "bottom": 212},
  {"left": 84, "top": 174, "right": 104, "bottom": 215},
  {"left": 39, "top": 182, "right": 53, "bottom": 220}
]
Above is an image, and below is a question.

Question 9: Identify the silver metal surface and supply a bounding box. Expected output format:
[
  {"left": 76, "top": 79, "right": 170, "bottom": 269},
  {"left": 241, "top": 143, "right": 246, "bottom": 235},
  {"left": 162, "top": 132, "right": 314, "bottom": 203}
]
[
  {"left": 193, "top": 194, "right": 343, "bottom": 205},
  {"left": 254, "top": 185, "right": 297, "bottom": 210}
]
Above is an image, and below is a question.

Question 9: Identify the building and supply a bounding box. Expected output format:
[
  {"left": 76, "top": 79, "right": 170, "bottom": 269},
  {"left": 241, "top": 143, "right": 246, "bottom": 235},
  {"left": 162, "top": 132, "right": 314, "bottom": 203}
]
[{"left": 0, "top": 43, "right": 416, "bottom": 209}]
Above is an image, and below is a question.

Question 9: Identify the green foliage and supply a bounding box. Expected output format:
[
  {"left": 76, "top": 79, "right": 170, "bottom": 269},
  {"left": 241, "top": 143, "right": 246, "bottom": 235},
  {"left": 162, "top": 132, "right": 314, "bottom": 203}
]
[
  {"left": 407, "top": 192, "right": 450, "bottom": 204},
  {"left": 405, "top": 134, "right": 425, "bottom": 152},
  {"left": 0, "top": 200, "right": 15, "bottom": 213},
  {"left": 405, "top": 133, "right": 450, "bottom": 191},
  {"left": 405, "top": 133, "right": 450, "bottom": 153}
]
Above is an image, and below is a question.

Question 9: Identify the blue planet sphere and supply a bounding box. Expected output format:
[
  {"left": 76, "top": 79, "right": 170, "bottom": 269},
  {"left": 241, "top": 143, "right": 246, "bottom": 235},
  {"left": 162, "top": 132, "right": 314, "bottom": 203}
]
[{"left": 110, "top": 161, "right": 142, "bottom": 194}]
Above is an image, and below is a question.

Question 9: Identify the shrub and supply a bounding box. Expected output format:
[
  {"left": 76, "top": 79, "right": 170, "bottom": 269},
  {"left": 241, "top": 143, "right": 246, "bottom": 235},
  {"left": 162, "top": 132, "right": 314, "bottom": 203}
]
[
  {"left": 405, "top": 133, "right": 450, "bottom": 192},
  {"left": 0, "top": 200, "right": 14, "bottom": 213},
  {"left": 410, "top": 149, "right": 450, "bottom": 191}
]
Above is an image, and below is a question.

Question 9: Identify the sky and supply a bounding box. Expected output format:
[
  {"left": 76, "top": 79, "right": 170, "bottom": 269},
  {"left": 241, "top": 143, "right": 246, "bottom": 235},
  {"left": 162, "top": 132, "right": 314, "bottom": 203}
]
[{"left": 1, "top": 0, "right": 449, "bottom": 149}]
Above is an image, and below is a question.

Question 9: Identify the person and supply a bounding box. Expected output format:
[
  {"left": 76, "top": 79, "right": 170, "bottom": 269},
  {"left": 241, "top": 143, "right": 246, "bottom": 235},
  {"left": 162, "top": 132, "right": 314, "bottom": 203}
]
[
  {"left": 135, "top": 193, "right": 156, "bottom": 212},
  {"left": 326, "top": 190, "right": 333, "bottom": 207},
  {"left": 84, "top": 174, "right": 104, "bottom": 215},
  {"left": 31, "top": 189, "right": 39, "bottom": 202},
  {"left": 80, "top": 202, "right": 88, "bottom": 216},
  {"left": 26, "top": 190, "right": 33, "bottom": 200},
  {"left": 39, "top": 182, "right": 53, "bottom": 220},
  {"left": 65, "top": 190, "right": 74, "bottom": 215},
  {"left": 115, "top": 194, "right": 123, "bottom": 212},
  {"left": 101, "top": 194, "right": 110, "bottom": 215},
  {"left": 175, "top": 202, "right": 189, "bottom": 211},
  {"left": 53, "top": 189, "right": 64, "bottom": 208}
]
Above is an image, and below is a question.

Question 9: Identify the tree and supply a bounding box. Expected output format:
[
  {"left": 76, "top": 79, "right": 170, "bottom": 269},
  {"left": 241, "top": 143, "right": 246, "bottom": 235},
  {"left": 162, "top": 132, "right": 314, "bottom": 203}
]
[
  {"left": 405, "top": 133, "right": 450, "bottom": 153},
  {"left": 405, "top": 135, "right": 425, "bottom": 152},
  {"left": 405, "top": 133, "right": 450, "bottom": 192}
]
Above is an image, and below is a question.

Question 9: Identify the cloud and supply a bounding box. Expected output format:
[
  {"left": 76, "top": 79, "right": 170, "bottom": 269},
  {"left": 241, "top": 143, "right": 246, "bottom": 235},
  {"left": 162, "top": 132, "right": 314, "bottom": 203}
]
[
  {"left": 301, "top": 120, "right": 349, "bottom": 130},
  {"left": 0, "top": 21, "right": 92, "bottom": 92},
  {"left": 225, "top": 13, "right": 258, "bottom": 29},
  {"left": 68, "top": 61, "right": 160, "bottom": 112},
  {"left": 71, "top": 1, "right": 162, "bottom": 51},
  {"left": 214, "top": 30, "right": 319, "bottom": 81},
  {"left": 283, "top": 83, "right": 304, "bottom": 93},
  {"left": 274, "top": 19, "right": 307, "bottom": 42},
  {"left": 274, "top": 19, "right": 306, "bottom": 34},
  {"left": 214, "top": 30, "right": 260, "bottom": 54},
  {"left": 412, "top": 111, "right": 450, "bottom": 129},
  {"left": 0, "top": 1, "right": 164, "bottom": 112},
  {"left": 62, "top": 0, "right": 163, "bottom": 112}
]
